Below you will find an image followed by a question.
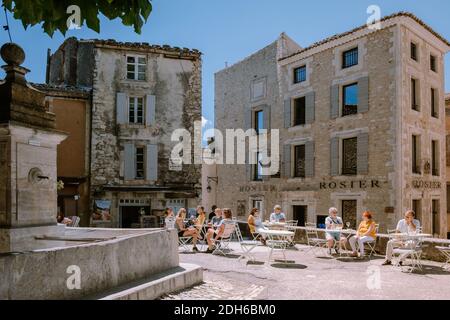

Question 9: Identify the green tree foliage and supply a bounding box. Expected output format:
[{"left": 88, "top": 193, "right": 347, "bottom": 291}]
[{"left": 2, "top": 0, "right": 152, "bottom": 37}]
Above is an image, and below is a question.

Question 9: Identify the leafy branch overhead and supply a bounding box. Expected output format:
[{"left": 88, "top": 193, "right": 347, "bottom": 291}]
[{"left": 2, "top": 0, "right": 153, "bottom": 37}]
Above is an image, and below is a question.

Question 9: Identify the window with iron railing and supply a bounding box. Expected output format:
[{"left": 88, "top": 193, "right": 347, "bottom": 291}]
[
  {"left": 342, "top": 137, "right": 357, "bottom": 176},
  {"left": 293, "top": 65, "right": 307, "bottom": 84},
  {"left": 342, "top": 48, "right": 358, "bottom": 69}
]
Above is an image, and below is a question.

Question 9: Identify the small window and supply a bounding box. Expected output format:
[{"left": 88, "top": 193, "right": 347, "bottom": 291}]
[
  {"left": 411, "top": 78, "right": 419, "bottom": 111},
  {"left": 342, "top": 137, "right": 357, "bottom": 176},
  {"left": 293, "top": 97, "right": 306, "bottom": 126},
  {"left": 129, "top": 97, "right": 145, "bottom": 124},
  {"left": 431, "top": 88, "right": 438, "bottom": 118},
  {"left": 254, "top": 110, "right": 264, "bottom": 134},
  {"left": 293, "top": 66, "right": 306, "bottom": 84},
  {"left": 342, "top": 48, "right": 358, "bottom": 69},
  {"left": 430, "top": 55, "right": 437, "bottom": 72},
  {"left": 432, "top": 140, "right": 439, "bottom": 176},
  {"left": 127, "top": 56, "right": 146, "bottom": 81},
  {"left": 294, "top": 145, "right": 306, "bottom": 178},
  {"left": 411, "top": 43, "right": 418, "bottom": 61},
  {"left": 412, "top": 135, "right": 421, "bottom": 174},
  {"left": 136, "top": 147, "right": 145, "bottom": 179},
  {"left": 343, "top": 83, "right": 358, "bottom": 116}
]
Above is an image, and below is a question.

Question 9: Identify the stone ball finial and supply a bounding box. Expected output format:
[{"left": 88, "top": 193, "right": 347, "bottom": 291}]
[{"left": 1, "top": 43, "right": 26, "bottom": 66}]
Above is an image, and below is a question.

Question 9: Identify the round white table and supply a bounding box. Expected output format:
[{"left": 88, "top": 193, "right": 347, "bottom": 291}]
[{"left": 258, "top": 229, "right": 295, "bottom": 262}]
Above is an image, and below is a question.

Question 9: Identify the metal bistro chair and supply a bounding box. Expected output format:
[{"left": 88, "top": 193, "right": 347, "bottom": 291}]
[
  {"left": 436, "top": 245, "right": 450, "bottom": 272},
  {"left": 69, "top": 216, "right": 81, "bottom": 228},
  {"left": 285, "top": 220, "right": 298, "bottom": 247},
  {"left": 362, "top": 223, "right": 380, "bottom": 257},
  {"left": 392, "top": 237, "right": 424, "bottom": 273},
  {"left": 305, "top": 223, "right": 328, "bottom": 255},
  {"left": 235, "top": 223, "right": 260, "bottom": 262},
  {"left": 178, "top": 235, "right": 194, "bottom": 252},
  {"left": 212, "top": 220, "right": 237, "bottom": 256}
]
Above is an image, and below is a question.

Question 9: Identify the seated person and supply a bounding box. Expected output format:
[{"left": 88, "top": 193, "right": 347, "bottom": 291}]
[
  {"left": 57, "top": 213, "right": 72, "bottom": 226},
  {"left": 164, "top": 208, "right": 175, "bottom": 229},
  {"left": 270, "top": 205, "right": 286, "bottom": 223},
  {"left": 325, "top": 207, "right": 348, "bottom": 255},
  {"left": 382, "top": 210, "right": 421, "bottom": 266},
  {"left": 349, "top": 211, "right": 377, "bottom": 258},
  {"left": 210, "top": 208, "right": 223, "bottom": 227},
  {"left": 208, "top": 205, "right": 218, "bottom": 221},
  {"left": 205, "top": 208, "right": 234, "bottom": 253},
  {"left": 248, "top": 208, "right": 267, "bottom": 245},
  {"left": 175, "top": 208, "right": 200, "bottom": 252}
]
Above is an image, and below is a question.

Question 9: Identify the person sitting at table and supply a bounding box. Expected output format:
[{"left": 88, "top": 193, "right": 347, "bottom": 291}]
[
  {"left": 164, "top": 208, "right": 175, "bottom": 229},
  {"left": 248, "top": 208, "right": 267, "bottom": 245},
  {"left": 210, "top": 207, "right": 223, "bottom": 227},
  {"left": 175, "top": 208, "right": 200, "bottom": 252},
  {"left": 270, "top": 205, "right": 286, "bottom": 223},
  {"left": 325, "top": 207, "right": 348, "bottom": 255},
  {"left": 208, "top": 205, "right": 218, "bottom": 221},
  {"left": 194, "top": 206, "right": 207, "bottom": 238},
  {"left": 382, "top": 210, "right": 421, "bottom": 266},
  {"left": 205, "top": 208, "right": 234, "bottom": 253},
  {"left": 349, "top": 211, "right": 377, "bottom": 258},
  {"left": 57, "top": 213, "right": 73, "bottom": 226}
]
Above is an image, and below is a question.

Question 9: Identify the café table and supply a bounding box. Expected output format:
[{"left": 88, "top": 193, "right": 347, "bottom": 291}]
[{"left": 258, "top": 229, "right": 295, "bottom": 263}]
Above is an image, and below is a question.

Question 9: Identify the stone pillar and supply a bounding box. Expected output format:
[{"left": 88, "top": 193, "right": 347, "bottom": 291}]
[{"left": 0, "top": 43, "right": 67, "bottom": 253}]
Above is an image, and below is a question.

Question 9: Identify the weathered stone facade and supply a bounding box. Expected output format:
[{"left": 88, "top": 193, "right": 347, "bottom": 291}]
[
  {"left": 215, "top": 13, "right": 450, "bottom": 238},
  {"left": 48, "top": 38, "right": 202, "bottom": 227}
]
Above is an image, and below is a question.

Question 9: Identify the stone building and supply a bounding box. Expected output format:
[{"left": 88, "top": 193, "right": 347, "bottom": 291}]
[
  {"left": 446, "top": 94, "right": 450, "bottom": 237},
  {"left": 34, "top": 84, "right": 91, "bottom": 226},
  {"left": 47, "top": 38, "right": 202, "bottom": 228},
  {"left": 215, "top": 13, "right": 450, "bottom": 238}
]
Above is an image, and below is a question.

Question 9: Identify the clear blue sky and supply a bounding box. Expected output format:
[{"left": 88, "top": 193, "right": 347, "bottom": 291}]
[{"left": 1, "top": 0, "right": 449, "bottom": 132}]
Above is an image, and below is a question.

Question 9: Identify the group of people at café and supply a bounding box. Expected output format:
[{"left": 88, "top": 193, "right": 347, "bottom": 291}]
[
  {"left": 165, "top": 205, "right": 235, "bottom": 254},
  {"left": 323, "top": 207, "right": 421, "bottom": 262},
  {"left": 166, "top": 202, "right": 423, "bottom": 262}
]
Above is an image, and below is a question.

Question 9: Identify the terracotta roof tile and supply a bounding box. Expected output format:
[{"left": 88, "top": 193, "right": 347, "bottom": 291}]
[{"left": 279, "top": 12, "right": 450, "bottom": 62}]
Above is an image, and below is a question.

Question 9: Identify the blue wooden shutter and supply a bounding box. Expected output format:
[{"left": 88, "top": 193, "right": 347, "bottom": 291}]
[
  {"left": 284, "top": 98, "right": 292, "bottom": 128},
  {"left": 358, "top": 76, "right": 369, "bottom": 113},
  {"left": 146, "top": 144, "right": 158, "bottom": 181},
  {"left": 117, "top": 92, "right": 128, "bottom": 124},
  {"left": 146, "top": 95, "right": 156, "bottom": 126},
  {"left": 330, "top": 85, "right": 340, "bottom": 119},
  {"left": 330, "top": 137, "right": 339, "bottom": 176},
  {"left": 124, "top": 143, "right": 135, "bottom": 180},
  {"left": 357, "top": 133, "right": 369, "bottom": 175},
  {"left": 305, "top": 92, "right": 315, "bottom": 124}
]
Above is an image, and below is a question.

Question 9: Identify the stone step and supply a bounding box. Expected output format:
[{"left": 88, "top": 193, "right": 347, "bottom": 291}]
[{"left": 93, "top": 263, "right": 203, "bottom": 300}]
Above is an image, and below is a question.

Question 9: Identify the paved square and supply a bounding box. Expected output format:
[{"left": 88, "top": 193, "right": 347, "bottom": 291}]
[{"left": 165, "top": 243, "right": 450, "bottom": 300}]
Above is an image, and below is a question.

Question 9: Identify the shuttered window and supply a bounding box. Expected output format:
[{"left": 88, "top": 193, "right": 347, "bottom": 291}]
[
  {"left": 293, "top": 97, "right": 306, "bottom": 126},
  {"left": 136, "top": 147, "right": 145, "bottom": 179},
  {"left": 294, "top": 145, "right": 306, "bottom": 178},
  {"left": 432, "top": 140, "right": 439, "bottom": 176},
  {"left": 431, "top": 88, "right": 438, "bottom": 118},
  {"left": 411, "top": 43, "right": 418, "bottom": 61},
  {"left": 129, "top": 97, "right": 144, "bottom": 124},
  {"left": 342, "top": 138, "right": 357, "bottom": 176},
  {"left": 343, "top": 83, "right": 358, "bottom": 116},
  {"left": 412, "top": 135, "right": 421, "bottom": 174}
]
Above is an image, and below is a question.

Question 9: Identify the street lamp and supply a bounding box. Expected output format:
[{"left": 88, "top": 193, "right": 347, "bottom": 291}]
[{"left": 206, "top": 176, "right": 218, "bottom": 193}]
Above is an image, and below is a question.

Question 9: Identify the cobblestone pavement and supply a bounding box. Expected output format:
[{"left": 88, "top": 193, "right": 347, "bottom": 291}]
[{"left": 164, "top": 243, "right": 450, "bottom": 300}]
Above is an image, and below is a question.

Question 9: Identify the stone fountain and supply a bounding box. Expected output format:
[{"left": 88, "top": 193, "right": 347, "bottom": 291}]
[{"left": 0, "top": 43, "right": 201, "bottom": 300}]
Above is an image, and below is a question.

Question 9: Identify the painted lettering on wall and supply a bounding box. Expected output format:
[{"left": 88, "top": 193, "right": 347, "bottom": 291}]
[
  {"left": 319, "top": 180, "right": 381, "bottom": 190},
  {"left": 412, "top": 180, "right": 442, "bottom": 189}
]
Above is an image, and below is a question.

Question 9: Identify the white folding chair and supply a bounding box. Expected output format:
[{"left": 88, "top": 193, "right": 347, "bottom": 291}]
[
  {"left": 305, "top": 223, "right": 328, "bottom": 255},
  {"left": 362, "top": 223, "right": 380, "bottom": 257},
  {"left": 235, "top": 223, "right": 259, "bottom": 262},
  {"left": 285, "top": 220, "right": 298, "bottom": 247},
  {"left": 212, "top": 221, "right": 236, "bottom": 256},
  {"left": 69, "top": 216, "right": 81, "bottom": 228},
  {"left": 436, "top": 246, "right": 450, "bottom": 271},
  {"left": 178, "top": 234, "right": 193, "bottom": 252},
  {"left": 392, "top": 238, "right": 424, "bottom": 273}
]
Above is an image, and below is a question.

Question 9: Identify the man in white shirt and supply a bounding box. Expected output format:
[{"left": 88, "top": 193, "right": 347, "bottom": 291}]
[
  {"left": 382, "top": 210, "right": 421, "bottom": 266},
  {"left": 270, "top": 205, "right": 286, "bottom": 223},
  {"left": 325, "top": 207, "right": 348, "bottom": 255}
]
